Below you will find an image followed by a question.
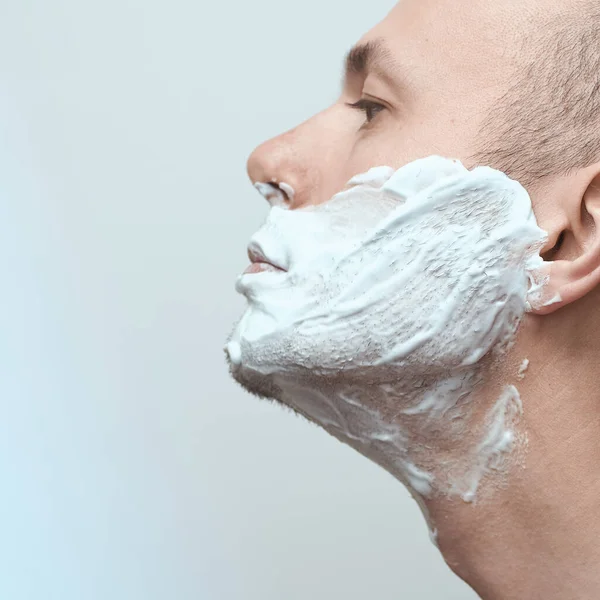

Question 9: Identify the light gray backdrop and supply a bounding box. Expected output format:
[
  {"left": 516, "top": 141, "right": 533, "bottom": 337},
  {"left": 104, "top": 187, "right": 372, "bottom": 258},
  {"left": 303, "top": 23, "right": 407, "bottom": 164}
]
[{"left": 0, "top": 0, "right": 477, "bottom": 598}]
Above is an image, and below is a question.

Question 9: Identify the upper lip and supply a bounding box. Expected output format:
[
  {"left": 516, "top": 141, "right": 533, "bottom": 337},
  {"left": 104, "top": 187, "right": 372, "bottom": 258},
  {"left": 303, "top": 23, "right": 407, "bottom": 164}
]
[{"left": 247, "top": 241, "right": 287, "bottom": 271}]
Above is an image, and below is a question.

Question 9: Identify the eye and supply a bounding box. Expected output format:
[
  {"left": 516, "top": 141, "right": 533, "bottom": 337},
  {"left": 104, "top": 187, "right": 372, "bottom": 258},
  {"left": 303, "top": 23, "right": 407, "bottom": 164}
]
[{"left": 346, "top": 98, "right": 386, "bottom": 125}]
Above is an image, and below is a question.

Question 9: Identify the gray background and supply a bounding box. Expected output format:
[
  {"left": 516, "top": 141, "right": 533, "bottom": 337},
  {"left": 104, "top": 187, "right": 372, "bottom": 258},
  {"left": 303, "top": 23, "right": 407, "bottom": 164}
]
[{"left": 0, "top": 0, "right": 477, "bottom": 598}]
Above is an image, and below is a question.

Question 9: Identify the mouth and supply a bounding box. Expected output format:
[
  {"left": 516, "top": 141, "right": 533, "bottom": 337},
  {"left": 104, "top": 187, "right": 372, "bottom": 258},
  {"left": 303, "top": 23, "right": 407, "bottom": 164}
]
[{"left": 244, "top": 242, "right": 287, "bottom": 275}]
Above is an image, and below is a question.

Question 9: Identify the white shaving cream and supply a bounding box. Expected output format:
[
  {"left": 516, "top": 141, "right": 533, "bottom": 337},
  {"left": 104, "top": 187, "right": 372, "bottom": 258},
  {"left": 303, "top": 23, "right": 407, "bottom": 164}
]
[
  {"left": 253, "top": 182, "right": 290, "bottom": 208},
  {"left": 227, "top": 156, "right": 550, "bottom": 503},
  {"left": 517, "top": 358, "right": 530, "bottom": 380}
]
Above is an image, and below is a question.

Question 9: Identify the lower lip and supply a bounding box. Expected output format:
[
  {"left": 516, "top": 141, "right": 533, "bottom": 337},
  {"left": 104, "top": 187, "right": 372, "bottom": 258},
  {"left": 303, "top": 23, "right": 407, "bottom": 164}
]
[{"left": 243, "top": 262, "right": 286, "bottom": 275}]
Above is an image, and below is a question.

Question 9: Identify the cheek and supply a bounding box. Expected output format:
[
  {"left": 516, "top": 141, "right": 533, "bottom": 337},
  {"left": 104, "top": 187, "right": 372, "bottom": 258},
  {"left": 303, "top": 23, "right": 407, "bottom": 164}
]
[
  {"left": 343, "top": 125, "right": 434, "bottom": 178},
  {"left": 342, "top": 115, "right": 481, "bottom": 180}
]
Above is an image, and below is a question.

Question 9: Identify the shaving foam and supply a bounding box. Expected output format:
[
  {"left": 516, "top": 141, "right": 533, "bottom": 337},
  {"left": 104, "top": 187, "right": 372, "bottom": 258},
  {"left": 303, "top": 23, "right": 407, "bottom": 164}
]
[
  {"left": 254, "top": 182, "right": 291, "bottom": 208},
  {"left": 227, "top": 156, "right": 549, "bottom": 504},
  {"left": 517, "top": 359, "right": 530, "bottom": 380}
]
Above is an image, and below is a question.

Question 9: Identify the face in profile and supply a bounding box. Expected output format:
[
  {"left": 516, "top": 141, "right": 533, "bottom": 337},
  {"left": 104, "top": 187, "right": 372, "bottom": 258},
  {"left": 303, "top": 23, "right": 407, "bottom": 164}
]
[{"left": 225, "top": 0, "right": 599, "bottom": 508}]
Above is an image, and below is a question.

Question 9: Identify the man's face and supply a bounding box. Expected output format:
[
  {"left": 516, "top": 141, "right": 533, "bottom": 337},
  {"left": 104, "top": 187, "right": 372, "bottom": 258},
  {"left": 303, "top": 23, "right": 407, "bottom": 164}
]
[
  {"left": 226, "top": 0, "right": 552, "bottom": 500},
  {"left": 231, "top": 0, "right": 544, "bottom": 389},
  {"left": 246, "top": 0, "right": 533, "bottom": 209}
]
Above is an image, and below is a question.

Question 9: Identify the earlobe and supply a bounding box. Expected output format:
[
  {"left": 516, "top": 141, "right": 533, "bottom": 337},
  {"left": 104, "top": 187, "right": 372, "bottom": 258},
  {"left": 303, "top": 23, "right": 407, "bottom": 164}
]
[{"left": 528, "top": 173, "right": 600, "bottom": 316}]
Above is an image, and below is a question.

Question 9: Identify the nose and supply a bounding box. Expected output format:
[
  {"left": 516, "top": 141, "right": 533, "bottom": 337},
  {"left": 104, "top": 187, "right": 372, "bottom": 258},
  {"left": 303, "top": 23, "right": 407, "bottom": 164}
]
[
  {"left": 246, "top": 125, "right": 321, "bottom": 210},
  {"left": 246, "top": 107, "right": 352, "bottom": 210}
]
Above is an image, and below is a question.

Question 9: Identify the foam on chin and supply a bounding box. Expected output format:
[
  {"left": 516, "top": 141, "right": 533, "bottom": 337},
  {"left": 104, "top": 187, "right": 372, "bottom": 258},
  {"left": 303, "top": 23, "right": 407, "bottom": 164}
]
[{"left": 226, "top": 156, "right": 552, "bottom": 505}]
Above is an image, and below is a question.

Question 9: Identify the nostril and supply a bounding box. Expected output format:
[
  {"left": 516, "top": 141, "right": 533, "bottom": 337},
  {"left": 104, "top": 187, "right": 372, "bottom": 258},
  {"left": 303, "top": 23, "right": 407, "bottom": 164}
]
[{"left": 254, "top": 181, "right": 295, "bottom": 208}]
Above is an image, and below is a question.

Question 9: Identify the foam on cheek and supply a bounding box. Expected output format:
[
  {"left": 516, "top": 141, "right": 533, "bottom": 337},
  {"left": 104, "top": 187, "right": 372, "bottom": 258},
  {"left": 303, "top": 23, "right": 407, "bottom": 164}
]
[{"left": 227, "top": 156, "right": 550, "bottom": 505}]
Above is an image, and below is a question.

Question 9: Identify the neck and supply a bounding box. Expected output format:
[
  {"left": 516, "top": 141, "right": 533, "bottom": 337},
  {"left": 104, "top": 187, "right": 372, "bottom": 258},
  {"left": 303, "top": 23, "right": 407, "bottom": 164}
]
[
  {"left": 266, "top": 301, "right": 600, "bottom": 599},
  {"left": 427, "top": 311, "right": 600, "bottom": 599}
]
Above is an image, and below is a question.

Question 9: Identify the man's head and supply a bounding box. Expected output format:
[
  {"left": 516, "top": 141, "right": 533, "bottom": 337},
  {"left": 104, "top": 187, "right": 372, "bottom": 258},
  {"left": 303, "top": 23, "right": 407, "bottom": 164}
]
[{"left": 226, "top": 0, "right": 600, "bottom": 502}]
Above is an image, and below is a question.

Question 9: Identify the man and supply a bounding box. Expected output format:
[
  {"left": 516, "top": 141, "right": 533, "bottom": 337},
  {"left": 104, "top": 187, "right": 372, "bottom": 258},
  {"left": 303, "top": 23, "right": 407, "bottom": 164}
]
[{"left": 226, "top": 0, "right": 600, "bottom": 597}]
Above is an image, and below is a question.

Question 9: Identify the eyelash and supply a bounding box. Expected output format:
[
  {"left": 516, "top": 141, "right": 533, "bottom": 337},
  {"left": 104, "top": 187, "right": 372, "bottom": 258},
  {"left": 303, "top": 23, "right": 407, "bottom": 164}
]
[{"left": 346, "top": 98, "right": 386, "bottom": 125}]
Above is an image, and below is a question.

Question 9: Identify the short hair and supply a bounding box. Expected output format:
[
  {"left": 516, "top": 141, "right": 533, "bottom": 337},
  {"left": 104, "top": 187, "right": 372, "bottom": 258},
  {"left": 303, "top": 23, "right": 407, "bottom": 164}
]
[{"left": 471, "top": 3, "right": 600, "bottom": 188}]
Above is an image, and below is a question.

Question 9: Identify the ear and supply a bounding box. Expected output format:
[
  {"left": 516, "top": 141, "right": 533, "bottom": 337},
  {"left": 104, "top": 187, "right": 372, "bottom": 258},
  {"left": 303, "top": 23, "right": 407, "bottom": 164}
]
[{"left": 529, "top": 167, "right": 600, "bottom": 316}]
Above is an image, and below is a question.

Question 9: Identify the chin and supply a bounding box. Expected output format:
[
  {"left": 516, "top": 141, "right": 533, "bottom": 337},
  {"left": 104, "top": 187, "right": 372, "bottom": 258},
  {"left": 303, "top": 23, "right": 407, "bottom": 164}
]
[
  {"left": 224, "top": 347, "right": 283, "bottom": 402},
  {"left": 225, "top": 350, "right": 314, "bottom": 425}
]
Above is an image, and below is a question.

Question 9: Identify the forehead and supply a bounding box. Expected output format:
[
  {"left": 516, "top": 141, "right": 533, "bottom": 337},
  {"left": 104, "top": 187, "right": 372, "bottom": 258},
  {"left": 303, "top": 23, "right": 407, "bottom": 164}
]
[{"left": 358, "top": 0, "right": 540, "bottom": 99}]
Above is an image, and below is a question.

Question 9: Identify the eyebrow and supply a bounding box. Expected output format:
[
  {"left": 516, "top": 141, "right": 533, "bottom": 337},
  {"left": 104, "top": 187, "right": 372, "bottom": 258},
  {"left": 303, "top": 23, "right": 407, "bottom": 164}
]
[{"left": 344, "top": 39, "right": 399, "bottom": 83}]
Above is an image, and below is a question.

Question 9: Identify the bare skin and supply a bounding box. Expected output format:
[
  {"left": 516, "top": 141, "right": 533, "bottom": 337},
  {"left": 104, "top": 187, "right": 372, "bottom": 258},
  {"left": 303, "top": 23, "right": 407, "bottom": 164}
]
[{"left": 245, "top": 1, "right": 600, "bottom": 598}]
